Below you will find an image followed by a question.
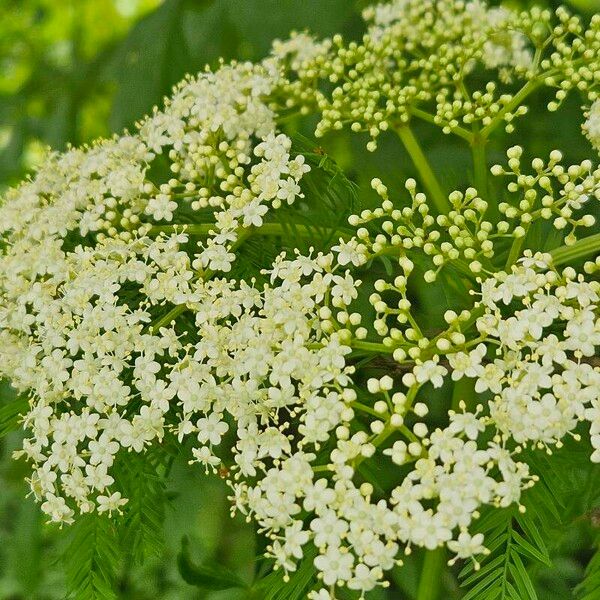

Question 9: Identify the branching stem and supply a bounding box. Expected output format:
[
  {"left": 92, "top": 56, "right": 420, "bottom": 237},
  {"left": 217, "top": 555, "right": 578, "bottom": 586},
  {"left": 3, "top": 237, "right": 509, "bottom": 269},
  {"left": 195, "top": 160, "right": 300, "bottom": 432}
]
[
  {"left": 395, "top": 125, "right": 450, "bottom": 214},
  {"left": 471, "top": 131, "right": 488, "bottom": 201},
  {"left": 416, "top": 548, "right": 446, "bottom": 600},
  {"left": 148, "top": 222, "right": 352, "bottom": 241}
]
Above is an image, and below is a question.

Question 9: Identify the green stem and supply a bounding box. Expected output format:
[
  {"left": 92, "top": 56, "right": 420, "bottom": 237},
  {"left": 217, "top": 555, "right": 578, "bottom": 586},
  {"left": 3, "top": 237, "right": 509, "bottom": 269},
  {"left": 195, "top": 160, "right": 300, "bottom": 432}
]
[
  {"left": 471, "top": 132, "right": 488, "bottom": 201},
  {"left": 550, "top": 232, "right": 600, "bottom": 266},
  {"left": 408, "top": 107, "right": 473, "bottom": 143},
  {"left": 395, "top": 125, "right": 450, "bottom": 214},
  {"left": 416, "top": 548, "right": 446, "bottom": 600},
  {"left": 150, "top": 305, "right": 187, "bottom": 332},
  {"left": 350, "top": 340, "right": 396, "bottom": 354},
  {"left": 480, "top": 79, "right": 541, "bottom": 139},
  {"left": 351, "top": 401, "right": 381, "bottom": 418},
  {"left": 148, "top": 222, "right": 352, "bottom": 241},
  {"left": 504, "top": 224, "right": 530, "bottom": 270}
]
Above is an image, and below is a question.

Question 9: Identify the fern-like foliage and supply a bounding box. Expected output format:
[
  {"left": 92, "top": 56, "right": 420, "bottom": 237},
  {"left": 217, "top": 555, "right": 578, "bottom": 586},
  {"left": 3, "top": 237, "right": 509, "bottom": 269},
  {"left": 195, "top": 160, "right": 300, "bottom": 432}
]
[
  {"left": 114, "top": 448, "right": 172, "bottom": 564},
  {"left": 269, "top": 134, "right": 358, "bottom": 253},
  {"left": 255, "top": 545, "right": 318, "bottom": 600},
  {"left": 63, "top": 514, "right": 121, "bottom": 600},
  {"left": 459, "top": 507, "right": 551, "bottom": 600},
  {"left": 62, "top": 447, "right": 175, "bottom": 598},
  {"left": 460, "top": 439, "right": 600, "bottom": 600}
]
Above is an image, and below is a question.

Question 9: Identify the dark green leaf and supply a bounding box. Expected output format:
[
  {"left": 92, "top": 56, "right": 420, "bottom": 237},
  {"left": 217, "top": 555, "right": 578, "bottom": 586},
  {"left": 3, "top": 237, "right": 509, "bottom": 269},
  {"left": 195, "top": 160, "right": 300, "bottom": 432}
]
[
  {"left": 177, "top": 535, "right": 248, "bottom": 591},
  {"left": 0, "top": 396, "right": 28, "bottom": 437},
  {"left": 255, "top": 545, "right": 318, "bottom": 600},
  {"left": 64, "top": 514, "right": 120, "bottom": 600}
]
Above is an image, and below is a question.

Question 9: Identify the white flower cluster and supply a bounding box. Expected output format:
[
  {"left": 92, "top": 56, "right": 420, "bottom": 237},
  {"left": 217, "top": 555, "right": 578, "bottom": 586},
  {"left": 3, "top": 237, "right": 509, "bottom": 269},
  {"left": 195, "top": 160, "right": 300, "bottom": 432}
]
[
  {"left": 221, "top": 258, "right": 535, "bottom": 597},
  {"left": 310, "top": 0, "right": 539, "bottom": 144},
  {"left": 1, "top": 0, "right": 600, "bottom": 598},
  {"left": 584, "top": 99, "right": 600, "bottom": 154},
  {"left": 369, "top": 0, "right": 533, "bottom": 72},
  {"left": 0, "top": 58, "right": 311, "bottom": 523},
  {"left": 474, "top": 254, "right": 600, "bottom": 457},
  {"left": 465, "top": 0, "right": 533, "bottom": 72},
  {"left": 277, "top": 0, "right": 600, "bottom": 145}
]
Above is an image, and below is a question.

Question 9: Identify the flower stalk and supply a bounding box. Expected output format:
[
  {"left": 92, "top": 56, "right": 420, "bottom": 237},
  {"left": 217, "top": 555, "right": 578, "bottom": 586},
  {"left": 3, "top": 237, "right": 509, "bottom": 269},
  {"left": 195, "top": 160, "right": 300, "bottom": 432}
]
[{"left": 395, "top": 125, "right": 450, "bottom": 214}]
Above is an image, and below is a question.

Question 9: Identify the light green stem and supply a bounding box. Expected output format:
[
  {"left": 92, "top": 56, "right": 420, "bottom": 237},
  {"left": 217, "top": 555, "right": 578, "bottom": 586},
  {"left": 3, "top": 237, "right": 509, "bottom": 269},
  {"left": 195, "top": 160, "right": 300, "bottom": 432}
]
[
  {"left": 480, "top": 79, "right": 541, "bottom": 139},
  {"left": 408, "top": 107, "right": 473, "bottom": 143},
  {"left": 471, "top": 132, "right": 488, "bottom": 201},
  {"left": 395, "top": 125, "right": 450, "bottom": 214},
  {"left": 150, "top": 305, "right": 187, "bottom": 332},
  {"left": 505, "top": 225, "right": 529, "bottom": 270},
  {"left": 416, "top": 548, "right": 446, "bottom": 600},
  {"left": 350, "top": 340, "right": 395, "bottom": 354},
  {"left": 550, "top": 232, "right": 600, "bottom": 266},
  {"left": 148, "top": 222, "right": 352, "bottom": 241}
]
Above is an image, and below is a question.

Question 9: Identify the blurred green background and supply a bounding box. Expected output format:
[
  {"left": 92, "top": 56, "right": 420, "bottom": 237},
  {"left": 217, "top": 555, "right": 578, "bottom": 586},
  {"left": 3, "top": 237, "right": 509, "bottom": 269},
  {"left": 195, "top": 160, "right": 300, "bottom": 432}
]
[{"left": 1, "top": 1, "right": 600, "bottom": 599}]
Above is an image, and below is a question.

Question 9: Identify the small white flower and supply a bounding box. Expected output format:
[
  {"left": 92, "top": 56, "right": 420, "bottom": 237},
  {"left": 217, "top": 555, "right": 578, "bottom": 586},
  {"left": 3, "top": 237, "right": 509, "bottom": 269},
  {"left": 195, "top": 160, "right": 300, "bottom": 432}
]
[
  {"left": 196, "top": 413, "right": 229, "bottom": 446},
  {"left": 97, "top": 492, "right": 128, "bottom": 515},
  {"left": 413, "top": 359, "right": 448, "bottom": 388}
]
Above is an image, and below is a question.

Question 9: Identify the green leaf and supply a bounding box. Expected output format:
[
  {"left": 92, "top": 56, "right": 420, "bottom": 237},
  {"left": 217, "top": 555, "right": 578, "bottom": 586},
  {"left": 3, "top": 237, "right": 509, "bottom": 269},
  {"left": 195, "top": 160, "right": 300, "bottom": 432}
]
[
  {"left": 0, "top": 396, "right": 28, "bottom": 437},
  {"left": 63, "top": 513, "right": 120, "bottom": 600},
  {"left": 512, "top": 530, "right": 551, "bottom": 567},
  {"left": 460, "top": 555, "right": 504, "bottom": 588},
  {"left": 114, "top": 450, "right": 168, "bottom": 563},
  {"left": 508, "top": 550, "right": 538, "bottom": 600},
  {"left": 576, "top": 533, "right": 600, "bottom": 600},
  {"left": 177, "top": 535, "right": 248, "bottom": 591},
  {"left": 254, "top": 545, "right": 318, "bottom": 600},
  {"left": 459, "top": 508, "right": 545, "bottom": 600}
]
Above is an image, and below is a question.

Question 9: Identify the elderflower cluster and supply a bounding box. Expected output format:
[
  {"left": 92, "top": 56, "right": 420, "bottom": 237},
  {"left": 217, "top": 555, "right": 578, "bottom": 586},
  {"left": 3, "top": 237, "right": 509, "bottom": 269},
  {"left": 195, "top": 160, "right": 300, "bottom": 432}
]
[
  {"left": 473, "top": 254, "right": 600, "bottom": 456},
  {"left": 1, "top": 0, "right": 600, "bottom": 598},
  {"left": 230, "top": 259, "right": 535, "bottom": 596},
  {"left": 0, "top": 59, "right": 313, "bottom": 522},
  {"left": 584, "top": 100, "right": 600, "bottom": 153},
  {"left": 275, "top": 0, "right": 600, "bottom": 146}
]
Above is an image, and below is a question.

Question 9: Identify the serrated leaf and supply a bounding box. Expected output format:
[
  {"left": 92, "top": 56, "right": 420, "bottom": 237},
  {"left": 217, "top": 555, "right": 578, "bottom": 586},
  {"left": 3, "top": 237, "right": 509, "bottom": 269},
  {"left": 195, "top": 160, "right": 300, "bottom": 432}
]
[
  {"left": 460, "top": 555, "right": 504, "bottom": 587},
  {"left": 459, "top": 505, "right": 554, "bottom": 600},
  {"left": 64, "top": 514, "right": 120, "bottom": 600},
  {"left": 460, "top": 567, "right": 504, "bottom": 600},
  {"left": 508, "top": 550, "right": 538, "bottom": 600},
  {"left": 512, "top": 530, "right": 551, "bottom": 567},
  {"left": 255, "top": 545, "right": 318, "bottom": 600},
  {"left": 114, "top": 451, "right": 168, "bottom": 563}
]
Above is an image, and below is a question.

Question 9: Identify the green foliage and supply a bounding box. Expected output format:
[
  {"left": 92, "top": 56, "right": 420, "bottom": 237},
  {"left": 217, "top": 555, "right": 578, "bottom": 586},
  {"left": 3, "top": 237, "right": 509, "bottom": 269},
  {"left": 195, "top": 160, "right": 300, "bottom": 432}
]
[
  {"left": 460, "top": 440, "right": 600, "bottom": 600},
  {"left": 254, "top": 546, "right": 318, "bottom": 600},
  {"left": 268, "top": 134, "right": 358, "bottom": 252},
  {"left": 0, "top": 397, "right": 28, "bottom": 438},
  {"left": 577, "top": 534, "right": 600, "bottom": 600},
  {"left": 114, "top": 450, "right": 170, "bottom": 564},
  {"left": 63, "top": 514, "right": 121, "bottom": 600},
  {"left": 459, "top": 508, "right": 549, "bottom": 600},
  {"left": 176, "top": 535, "right": 248, "bottom": 591}
]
